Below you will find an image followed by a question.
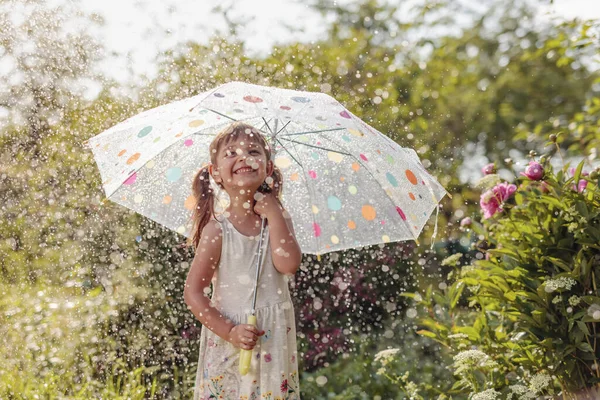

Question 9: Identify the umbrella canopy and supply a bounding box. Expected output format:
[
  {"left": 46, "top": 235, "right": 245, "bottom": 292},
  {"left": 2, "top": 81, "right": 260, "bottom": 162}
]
[{"left": 84, "top": 81, "right": 448, "bottom": 255}]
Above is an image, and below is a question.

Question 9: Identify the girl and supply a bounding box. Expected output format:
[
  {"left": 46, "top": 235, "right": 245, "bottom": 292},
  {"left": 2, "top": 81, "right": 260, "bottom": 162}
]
[{"left": 184, "top": 122, "right": 302, "bottom": 399}]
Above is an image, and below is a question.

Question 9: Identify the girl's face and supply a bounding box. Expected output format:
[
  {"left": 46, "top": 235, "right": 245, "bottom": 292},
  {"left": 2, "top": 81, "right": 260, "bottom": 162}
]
[{"left": 210, "top": 135, "right": 273, "bottom": 193}]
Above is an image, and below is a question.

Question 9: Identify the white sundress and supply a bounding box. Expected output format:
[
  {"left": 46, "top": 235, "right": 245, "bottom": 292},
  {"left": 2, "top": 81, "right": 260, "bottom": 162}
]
[{"left": 193, "top": 215, "right": 300, "bottom": 400}]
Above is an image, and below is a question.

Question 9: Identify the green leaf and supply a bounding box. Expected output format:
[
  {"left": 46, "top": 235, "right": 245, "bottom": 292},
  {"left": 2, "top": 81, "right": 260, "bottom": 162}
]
[
  {"left": 577, "top": 342, "right": 594, "bottom": 353},
  {"left": 416, "top": 329, "right": 437, "bottom": 339},
  {"left": 542, "top": 256, "right": 572, "bottom": 272},
  {"left": 576, "top": 321, "right": 591, "bottom": 336}
]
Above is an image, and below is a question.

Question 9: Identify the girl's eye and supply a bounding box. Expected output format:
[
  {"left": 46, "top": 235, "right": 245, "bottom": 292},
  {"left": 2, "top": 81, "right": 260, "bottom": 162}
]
[{"left": 250, "top": 150, "right": 260, "bottom": 155}]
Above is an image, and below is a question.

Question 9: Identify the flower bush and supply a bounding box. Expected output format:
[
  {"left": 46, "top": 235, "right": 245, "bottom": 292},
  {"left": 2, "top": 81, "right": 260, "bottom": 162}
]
[{"left": 385, "top": 157, "right": 600, "bottom": 398}]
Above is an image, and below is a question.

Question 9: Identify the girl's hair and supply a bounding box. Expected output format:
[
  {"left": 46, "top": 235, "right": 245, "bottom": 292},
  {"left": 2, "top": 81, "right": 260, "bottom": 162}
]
[{"left": 186, "top": 121, "right": 283, "bottom": 250}]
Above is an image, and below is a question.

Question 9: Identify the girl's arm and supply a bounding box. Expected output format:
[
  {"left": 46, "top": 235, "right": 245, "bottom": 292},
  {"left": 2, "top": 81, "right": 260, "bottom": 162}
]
[
  {"left": 183, "top": 220, "right": 263, "bottom": 349},
  {"left": 265, "top": 206, "right": 302, "bottom": 275},
  {"left": 183, "top": 220, "right": 234, "bottom": 340}
]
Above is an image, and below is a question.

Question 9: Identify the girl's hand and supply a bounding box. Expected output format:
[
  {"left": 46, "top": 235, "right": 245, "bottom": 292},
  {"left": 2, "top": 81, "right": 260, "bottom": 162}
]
[
  {"left": 253, "top": 192, "right": 281, "bottom": 220},
  {"left": 228, "top": 324, "right": 265, "bottom": 350}
]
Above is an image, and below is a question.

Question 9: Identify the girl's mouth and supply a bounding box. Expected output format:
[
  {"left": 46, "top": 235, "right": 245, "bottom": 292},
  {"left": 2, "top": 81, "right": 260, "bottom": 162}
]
[{"left": 234, "top": 167, "right": 256, "bottom": 174}]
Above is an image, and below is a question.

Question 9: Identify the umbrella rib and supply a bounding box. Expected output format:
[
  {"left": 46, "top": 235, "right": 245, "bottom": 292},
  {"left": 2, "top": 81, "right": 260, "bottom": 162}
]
[
  {"left": 262, "top": 117, "right": 274, "bottom": 134},
  {"left": 279, "top": 137, "right": 352, "bottom": 156},
  {"left": 275, "top": 120, "right": 292, "bottom": 134},
  {"left": 274, "top": 136, "right": 322, "bottom": 255},
  {"left": 205, "top": 108, "right": 237, "bottom": 122},
  {"left": 282, "top": 127, "right": 345, "bottom": 137}
]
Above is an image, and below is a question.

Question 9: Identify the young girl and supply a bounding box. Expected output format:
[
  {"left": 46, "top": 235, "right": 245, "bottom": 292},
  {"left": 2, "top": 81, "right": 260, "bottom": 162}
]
[{"left": 184, "top": 122, "right": 302, "bottom": 399}]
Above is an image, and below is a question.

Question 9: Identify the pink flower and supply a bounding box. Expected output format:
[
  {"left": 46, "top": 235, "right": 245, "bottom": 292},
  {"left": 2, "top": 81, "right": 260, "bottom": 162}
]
[
  {"left": 482, "top": 163, "right": 496, "bottom": 175},
  {"left": 460, "top": 217, "right": 472, "bottom": 227},
  {"left": 520, "top": 161, "right": 544, "bottom": 181},
  {"left": 568, "top": 167, "right": 589, "bottom": 193},
  {"left": 281, "top": 379, "right": 289, "bottom": 393},
  {"left": 480, "top": 182, "right": 517, "bottom": 219}
]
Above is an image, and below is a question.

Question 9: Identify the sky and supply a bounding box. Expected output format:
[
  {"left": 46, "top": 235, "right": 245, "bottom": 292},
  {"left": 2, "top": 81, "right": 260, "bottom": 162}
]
[{"left": 73, "top": 0, "right": 600, "bottom": 84}]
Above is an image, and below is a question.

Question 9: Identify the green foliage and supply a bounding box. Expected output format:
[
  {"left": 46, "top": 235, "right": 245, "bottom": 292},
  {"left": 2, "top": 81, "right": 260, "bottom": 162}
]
[{"left": 398, "top": 161, "right": 600, "bottom": 397}]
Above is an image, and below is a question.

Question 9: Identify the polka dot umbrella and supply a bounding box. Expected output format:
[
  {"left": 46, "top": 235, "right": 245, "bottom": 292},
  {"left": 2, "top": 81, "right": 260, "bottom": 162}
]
[{"left": 83, "top": 81, "right": 449, "bottom": 256}]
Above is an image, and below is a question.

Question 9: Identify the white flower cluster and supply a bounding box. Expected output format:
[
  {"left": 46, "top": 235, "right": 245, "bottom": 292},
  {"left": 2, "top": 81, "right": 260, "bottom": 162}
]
[
  {"left": 544, "top": 277, "right": 577, "bottom": 293},
  {"left": 568, "top": 295, "right": 581, "bottom": 306},
  {"left": 453, "top": 350, "right": 498, "bottom": 375},
  {"left": 374, "top": 348, "right": 400, "bottom": 364},
  {"left": 470, "top": 389, "right": 501, "bottom": 400},
  {"left": 506, "top": 384, "right": 536, "bottom": 400},
  {"left": 529, "top": 372, "right": 551, "bottom": 393}
]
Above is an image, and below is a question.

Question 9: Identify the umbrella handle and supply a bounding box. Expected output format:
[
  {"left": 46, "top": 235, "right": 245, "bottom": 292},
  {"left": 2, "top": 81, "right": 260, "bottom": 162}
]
[{"left": 239, "top": 314, "right": 257, "bottom": 375}]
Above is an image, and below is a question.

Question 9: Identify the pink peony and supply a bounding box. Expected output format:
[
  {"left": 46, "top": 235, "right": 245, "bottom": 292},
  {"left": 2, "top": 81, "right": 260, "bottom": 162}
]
[
  {"left": 460, "top": 217, "right": 472, "bottom": 227},
  {"left": 482, "top": 163, "right": 496, "bottom": 175},
  {"left": 480, "top": 182, "right": 517, "bottom": 219},
  {"left": 520, "top": 161, "right": 544, "bottom": 181},
  {"left": 568, "top": 167, "right": 589, "bottom": 193}
]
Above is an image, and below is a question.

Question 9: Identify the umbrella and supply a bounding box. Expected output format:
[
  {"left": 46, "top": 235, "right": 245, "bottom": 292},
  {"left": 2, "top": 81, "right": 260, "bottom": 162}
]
[
  {"left": 84, "top": 81, "right": 448, "bottom": 256},
  {"left": 84, "top": 81, "right": 449, "bottom": 376}
]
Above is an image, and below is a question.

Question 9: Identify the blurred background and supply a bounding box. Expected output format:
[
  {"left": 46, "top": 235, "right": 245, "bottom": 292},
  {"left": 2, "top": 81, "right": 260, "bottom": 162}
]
[{"left": 1, "top": 0, "right": 599, "bottom": 398}]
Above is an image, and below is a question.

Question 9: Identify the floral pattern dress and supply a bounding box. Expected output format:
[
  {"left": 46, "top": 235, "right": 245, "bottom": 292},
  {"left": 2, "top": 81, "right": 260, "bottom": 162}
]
[{"left": 194, "top": 216, "right": 300, "bottom": 399}]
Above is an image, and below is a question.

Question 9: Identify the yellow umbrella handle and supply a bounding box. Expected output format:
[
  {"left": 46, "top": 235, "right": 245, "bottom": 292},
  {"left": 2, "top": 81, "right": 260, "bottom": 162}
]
[{"left": 239, "top": 315, "right": 257, "bottom": 375}]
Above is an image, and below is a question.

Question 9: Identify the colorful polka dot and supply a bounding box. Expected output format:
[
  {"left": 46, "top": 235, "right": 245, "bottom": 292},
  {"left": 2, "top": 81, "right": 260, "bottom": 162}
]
[
  {"left": 163, "top": 195, "right": 172, "bottom": 204},
  {"left": 184, "top": 139, "right": 193, "bottom": 147},
  {"left": 382, "top": 235, "right": 390, "bottom": 243},
  {"left": 339, "top": 110, "right": 351, "bottom": 119},
  {"left": 313, "top": 222, "right": 321, "bottom": 237},
  {"left": 351, "top": 163, "right": 360, "bottom": 172},
  {"left": 312, "top": 205, "right": 319, "bottom": 214},
  {"left": 327, "top": 196, "right": 342, "bottom": 211},
  {"left": 274, "top": 156, "right": 292, "bottom": 169},
  {"left": 243, "top": 95, "right": 263, "bottom": 103},
  {"left": 134, "top": 194, "right": 143, "bottom": 204},
  {"left": 290, "top": 172, "right": 299, "bottom": 181},
  {"left": 396, "top": 206, "right": 407, "bottom": 220},
  {"left": 328, "top": 152, "right": 343, "bottom": 163},
  {"left": 126, "top": 153, "right": 140, "bottom": 165},
  {"left": 348, "top": 185, "right": 357, "bottom": 195},
  {"left": 308, "top": 170, "right": 317, "bottom": 179},
  {"left": 331, "top": 235, "right": 339, "bottom": 244},
  {"left": 118, "top": 149, "right": 127, "bottom": 157},
  {"left": 138, "top": 126, "right": 152, "bottom": 137},
  {"left": 184, "top": 195, "right": 195, "bottom": 210},
  {"left": 347, "top": 128, "right": 364, "bottom": 137},
  {"left": 341, "top": 135, "right": 352, "bottom": 142},
  {"left": 348, "top": 220, "right": 356, "bottom": 229},
  {"left": 386, "top": 172, "right": 398, "bottom": 187},
  {"left": 280, "top": 105, "right": 291, "bottom": 110},
  {"left": 291, "top": 96, "right": 310, "bottom": 103},
  {"left": 124, "top": 172, "right": 137, "bottom": 185},
  {"left": 189, "top": 120, "right": 204, "bottom": 128},
  {"left": 360, "top": 154, "right": 368, "bottom": 161},
  {"left": 362, "top": 205, "right": 376, "bottom": 220},
  {"left": 406, "top": 169, "right": 418, "bottom": 185},
  {"left": 409, "top": 192, "right": 416, "bottom": 200},
  {"left": 166, "top": 167, "right": 182, "bottom": 182}
]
